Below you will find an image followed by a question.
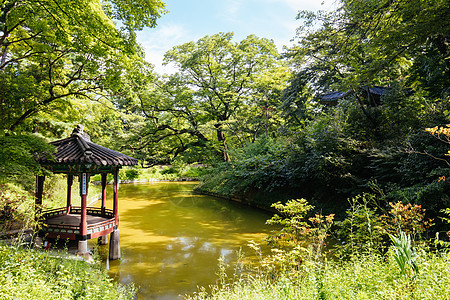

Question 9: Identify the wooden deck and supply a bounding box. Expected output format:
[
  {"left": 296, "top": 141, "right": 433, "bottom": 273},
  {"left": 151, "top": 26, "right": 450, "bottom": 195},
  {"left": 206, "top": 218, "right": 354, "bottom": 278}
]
[
  {"left": 40, "top": 206, "right": 116, "bottom": 240},
  {"left": 46, "top": 214, "right": 109, "bottom": 226}
]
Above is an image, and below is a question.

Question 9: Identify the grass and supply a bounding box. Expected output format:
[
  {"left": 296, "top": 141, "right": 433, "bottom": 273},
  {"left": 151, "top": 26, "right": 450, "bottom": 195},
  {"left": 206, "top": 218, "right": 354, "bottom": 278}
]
[
  {"left": 0, "top": 176, "right": 132, "bottom": 299},
  {"left": 187, "top": 249, "right": 450, "bottom": 300},
  {"left": 187, "top": 199, "right": 450, "bottom": 300},
  {"left": 0, "top": 243, "right": 135, "bottom": 299}
]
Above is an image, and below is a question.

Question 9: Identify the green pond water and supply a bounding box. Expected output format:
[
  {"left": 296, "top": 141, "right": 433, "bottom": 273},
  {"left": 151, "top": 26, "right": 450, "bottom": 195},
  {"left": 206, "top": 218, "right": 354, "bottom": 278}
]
[{"left": 94, "top": 182, "right": 273, "bottom": 299}]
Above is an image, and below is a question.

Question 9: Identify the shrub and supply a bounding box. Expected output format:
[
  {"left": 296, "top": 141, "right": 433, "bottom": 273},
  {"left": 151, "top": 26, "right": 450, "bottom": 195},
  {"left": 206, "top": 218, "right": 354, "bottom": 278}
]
[
  {"left": 385, "top": 180, "right": 450, "bottom": 219},
  {"left": 334, "top": 193, "right": 385, "bottom": 256},
  {"left": 124, "top": 169, "right": 139, "bottom": 180},
  {"left": 0, "top": 184, "right": 35, "bottom": 232},
  {"left": 265, "top": 199, "right": 334, "bottom": 277},
  {"left": 380, "top": 202, "right": 433, "bottom": 239}
]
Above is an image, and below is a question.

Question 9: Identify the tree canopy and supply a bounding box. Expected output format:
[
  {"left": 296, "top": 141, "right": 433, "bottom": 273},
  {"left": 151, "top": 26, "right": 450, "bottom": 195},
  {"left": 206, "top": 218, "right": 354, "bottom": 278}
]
[
  {"left": 286, "top": 0, "right": 450, "bottom": 94},
  {"left": 0, "top": 0, "right": 166, "bottom": 134},
  {"left": 129, "top": 32, "right": 290, "bottom": 164},
  {"left": 0, "top": 0, "right": 165, "bottom": 184}
]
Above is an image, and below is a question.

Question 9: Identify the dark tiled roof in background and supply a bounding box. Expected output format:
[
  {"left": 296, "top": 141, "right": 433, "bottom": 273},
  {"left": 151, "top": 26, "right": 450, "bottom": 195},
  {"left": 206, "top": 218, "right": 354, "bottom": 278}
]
[
  {"left": 367, "top": 86, "right": 389, "bottom": 96},
  {"left": 320, "top": 91, "right": 350, "bottom": 102},
  {"left": 38, "top": 125, "right": 138, "bottom": 166},
  {"left": 319, "top": 86, "right": 393, "bottom": 102}
]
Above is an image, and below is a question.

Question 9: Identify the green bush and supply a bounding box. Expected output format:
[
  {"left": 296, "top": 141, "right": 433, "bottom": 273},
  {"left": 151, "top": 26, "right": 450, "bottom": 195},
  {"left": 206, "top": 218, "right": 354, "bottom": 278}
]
[
  {"left": 0, "top": 184, "right": 35, "bottom": 231},
  {"left": 181, "top": 165, "right": 209, "bottom": 178},
  {"left": 0, "top": 135, "right": 54, "bottom": 189},
  {"left": 160, "top": 166, "right": 177, "bottom": 175},
  {"left": 124, "top": 169, "right": 139, "bottom": 180},
  {"left": 334, "top": 193, "right": 386, "bottom": 256},
  {"left": 385, "top": 180, "right": 450, "bottom": 220},
  {"left": 198, "top": 137, "right": 291, "bottom": 197}
]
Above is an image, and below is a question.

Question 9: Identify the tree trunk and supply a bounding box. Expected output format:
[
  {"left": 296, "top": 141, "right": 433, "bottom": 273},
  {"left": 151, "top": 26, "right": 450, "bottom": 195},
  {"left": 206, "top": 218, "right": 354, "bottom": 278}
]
[{"left": 215, "top": 124, "right": 230, "bottom": 162}]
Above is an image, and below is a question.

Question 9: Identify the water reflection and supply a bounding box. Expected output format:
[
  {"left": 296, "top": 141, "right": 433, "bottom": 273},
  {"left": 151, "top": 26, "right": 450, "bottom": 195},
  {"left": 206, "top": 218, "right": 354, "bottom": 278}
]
[{"left": 95, "top": 182, "right": 272, "bottom": 299}]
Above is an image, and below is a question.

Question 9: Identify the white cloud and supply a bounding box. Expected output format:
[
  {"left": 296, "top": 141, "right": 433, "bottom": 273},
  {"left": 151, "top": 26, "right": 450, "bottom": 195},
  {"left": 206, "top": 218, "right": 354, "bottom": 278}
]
[
  {"left": 135, "top": 0, "right": 340, "bottom": 75},
  {"left": 223, "top": 0, "right": 243, "bottom": 21},
  {"left": 267, "top": 0, "right": 337, "bottom": 12},
  {"left": 137, "top": 23, "right": 190, "bottom": 74}
]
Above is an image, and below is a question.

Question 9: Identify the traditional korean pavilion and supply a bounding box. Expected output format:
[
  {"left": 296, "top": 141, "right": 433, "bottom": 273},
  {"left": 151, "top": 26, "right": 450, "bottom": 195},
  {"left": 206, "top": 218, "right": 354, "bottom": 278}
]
[
  {"left": 36, "top": 125, "right": 138, "bottom": 259},
  {"left": 319, "top": 86, "right": 394, "bottom": 106}
]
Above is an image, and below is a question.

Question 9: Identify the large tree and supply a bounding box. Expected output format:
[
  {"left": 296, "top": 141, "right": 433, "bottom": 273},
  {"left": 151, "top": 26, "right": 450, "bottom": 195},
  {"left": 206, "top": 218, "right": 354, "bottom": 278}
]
[
  {"left": 280, "top": 0, "right": 450, "bottom": 135},
  {"left": 0, "top": 0, "right": 165, "bottom": 186},
  {"left": 0, "top": 0, "right": 165, "bottom": 134},
  {"left": 285, "top": 0, "right": 450, "bottom": 95},
  {"left": 134, "top": 32, "right": 289, "bottom": 163}
]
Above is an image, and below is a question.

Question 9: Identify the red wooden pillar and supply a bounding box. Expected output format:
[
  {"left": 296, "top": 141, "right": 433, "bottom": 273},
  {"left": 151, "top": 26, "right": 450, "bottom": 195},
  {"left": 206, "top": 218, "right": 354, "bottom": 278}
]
[
  {"left": 101, "top": 173, "right": 107, "bottom": 215},
  {"left": 67, "top": 175, "right": 73, "bottom": 214},
  {"left": 78, "top": 172, "right": 89, "bottom": 257},
  {"left": 80, "top": 173, "right": 88, "bottom": 237},
  {"left": 109, "top": 168, "right": 121, "bottom": 259},
  {"left": 35, "top": 175, "right": 45, "bottom": 219},
  {"left": 113, "top": 168, "right": 119, "bottom": 225}
]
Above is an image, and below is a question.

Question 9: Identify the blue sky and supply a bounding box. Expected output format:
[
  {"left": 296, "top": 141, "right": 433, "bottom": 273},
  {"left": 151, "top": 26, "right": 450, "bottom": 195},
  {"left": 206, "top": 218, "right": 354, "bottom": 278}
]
[{"left": 136, "top": 0, "right": 336, "bottom": 74}]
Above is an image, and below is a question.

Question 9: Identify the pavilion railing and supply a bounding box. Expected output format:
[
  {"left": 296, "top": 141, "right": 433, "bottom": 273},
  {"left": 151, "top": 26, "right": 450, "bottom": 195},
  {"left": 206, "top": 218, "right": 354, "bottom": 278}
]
[
  {"left": 42, "top": 207, "right": 67, "bottom": 219},
  {"left": 42, "top": 206, "right": 114, "bottom": 219},
  {"left": 42, "top": 223, "right": 80, "bottom": 235},
  {"left": 70, "top": 206, "right": 114, "bottom": 218},
  {"left": 87, "top": 218, "right": 115, "bottom": 235},
  {"left": 41, "top": 207, "right": 116, "bottom": 237}
]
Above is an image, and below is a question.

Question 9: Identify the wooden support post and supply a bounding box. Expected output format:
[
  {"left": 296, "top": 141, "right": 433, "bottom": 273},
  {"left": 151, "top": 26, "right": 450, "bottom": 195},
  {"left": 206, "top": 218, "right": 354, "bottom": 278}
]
[
  {"left": 98, "top": 234, "right": 108, "bottom": 245},
  {"left": 80, "top": 173, "right": 88, "bottom": 237},
  {"left": 78, "top": 173, "right": 89, "bottom": 258},
  {"left": 109, "top": 168, "right": 121, "bottom": 260},
  {"left": 67, "top": 175, "right": 73, "bottom": 214},
  {"left": 113, "top": 169, "right": 119, "bottom": 226},
  {"left": 101, "top": 173, "right": 107, "bottom": 215},
  {"left": 109, "top": 229, "right": 120, "bottom": 260},
  {"left": 35, "top": 175, "right": 45, "bottom": 220}
]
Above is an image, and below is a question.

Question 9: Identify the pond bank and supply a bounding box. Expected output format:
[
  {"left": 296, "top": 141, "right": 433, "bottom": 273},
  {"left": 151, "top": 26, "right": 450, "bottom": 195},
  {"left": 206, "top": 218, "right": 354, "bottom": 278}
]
[
  {"left": 91, "top": 177, "right": 198, "bottom": 185},
  {"left": 193, "top": 189, "right": 277, "bottom": 214}
]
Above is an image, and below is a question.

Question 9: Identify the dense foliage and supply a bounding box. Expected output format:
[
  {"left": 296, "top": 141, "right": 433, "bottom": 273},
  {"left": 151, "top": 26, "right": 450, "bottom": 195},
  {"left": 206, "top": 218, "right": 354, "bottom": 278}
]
[{"left": 197, "top": 0, "right": 450, "bottom": 223}]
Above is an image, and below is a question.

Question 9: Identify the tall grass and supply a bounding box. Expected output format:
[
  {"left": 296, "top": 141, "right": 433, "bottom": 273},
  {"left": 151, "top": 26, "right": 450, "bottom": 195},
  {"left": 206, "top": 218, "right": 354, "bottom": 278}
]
[
  {"left": 187, "top": 197, "right": 450, "bottom": 300},
  {"left": 187, "top": 249, "right": 450, "bottom": 300},
  {"left": 0, "top": 243, "right": 135, "bottom": 299}
]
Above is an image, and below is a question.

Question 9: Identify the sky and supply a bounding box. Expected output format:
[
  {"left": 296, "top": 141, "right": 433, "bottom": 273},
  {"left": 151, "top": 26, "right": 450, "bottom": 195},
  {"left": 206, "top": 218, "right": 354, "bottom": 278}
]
[{"left": 136, "top": 0, "right": 337, "bottom": 74}]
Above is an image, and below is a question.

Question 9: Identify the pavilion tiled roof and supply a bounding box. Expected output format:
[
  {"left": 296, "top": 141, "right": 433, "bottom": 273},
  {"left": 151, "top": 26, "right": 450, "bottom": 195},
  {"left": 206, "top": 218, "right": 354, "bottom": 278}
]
[
  {"left": 38, "top": 125, "right": 138, "bottom": 166},
  {"left": 319, "top": 86, "right": 412, "bottom": 103},
  {"left": 320, "top": 90, "right": 350, "bottom": 103}
]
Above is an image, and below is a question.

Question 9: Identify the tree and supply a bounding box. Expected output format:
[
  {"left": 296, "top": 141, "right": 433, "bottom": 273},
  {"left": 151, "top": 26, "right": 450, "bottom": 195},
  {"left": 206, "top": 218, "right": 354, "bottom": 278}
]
[
  {"left": 0, "top": 0, "right": 166, "bottom": 134},
  {"left": 146, "top": 32, "right": 289, "bottom": 162},
  {"left": 286, "top": 0, "right": 450, "bottom": 96},
  {"left": 425, "top": 125, "right": 450, "bottom": 167},
  {"left": 0, "top": 0, "right": 165, "bottom": 189}
]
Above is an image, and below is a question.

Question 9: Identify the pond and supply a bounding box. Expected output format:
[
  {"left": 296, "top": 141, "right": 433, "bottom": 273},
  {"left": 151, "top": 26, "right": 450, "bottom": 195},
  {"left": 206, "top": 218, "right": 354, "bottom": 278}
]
[{"left": 94, "top": 182, "right": 273, "bottom": 299}]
